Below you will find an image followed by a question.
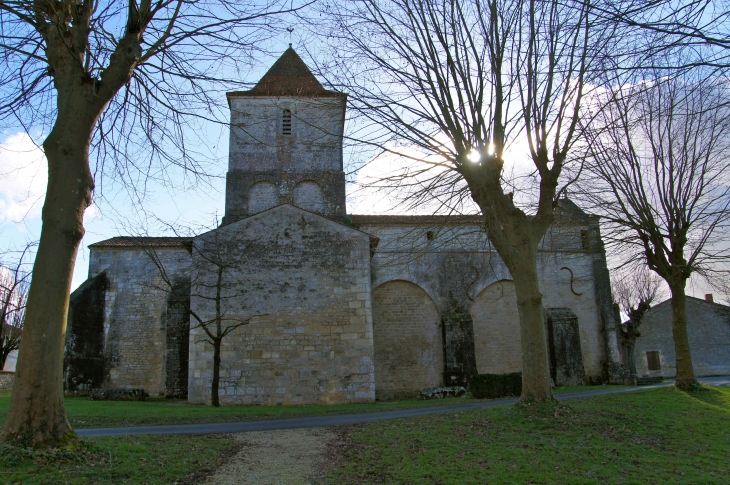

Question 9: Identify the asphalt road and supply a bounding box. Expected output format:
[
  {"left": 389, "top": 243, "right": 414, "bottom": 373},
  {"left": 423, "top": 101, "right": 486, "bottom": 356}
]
[{"left": 76, "top": 376, "right": 730, "bottom": 438}]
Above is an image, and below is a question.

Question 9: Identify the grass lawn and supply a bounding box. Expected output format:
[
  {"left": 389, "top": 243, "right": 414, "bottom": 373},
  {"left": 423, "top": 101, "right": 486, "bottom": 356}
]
[
  {"left": 324, "top": 385, "right": 730, "bottom": 484},
  {"left": 0, "top": 385, "right": 631, "bottom": 430},
  {"left": 0, "top": 434, "right": 237, "bottom": 484},
  {"left": 0, "top": 394, "right": 480, "bottom": 430}
]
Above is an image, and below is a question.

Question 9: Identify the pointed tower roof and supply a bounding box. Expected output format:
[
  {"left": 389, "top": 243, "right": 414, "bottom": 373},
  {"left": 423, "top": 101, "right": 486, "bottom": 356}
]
[{"left": 228, "top": 47, "right": 342, "bottom": 98}]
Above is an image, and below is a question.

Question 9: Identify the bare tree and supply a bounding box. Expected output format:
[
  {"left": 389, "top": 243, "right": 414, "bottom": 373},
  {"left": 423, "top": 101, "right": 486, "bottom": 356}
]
[
  {"left": 579, "top": 68, "right": 730, "bottom": 389},
  {"left": 317, "top": 0, "right": 617, "bottom": 401},
  {"left": 0, "top": 0, "right": 299, "bottom": 446},
  {"left": 591, "top": 0, "right": 730, "bottom": 68},
  {"left": 612, "top": 268, "right": 663, "bottom": 377},
  {"left": 143, "top": 231, "right": 257, "bottom": 407},
  {"left": 0, "top": 244, "right": 34, "bottom": 370}
]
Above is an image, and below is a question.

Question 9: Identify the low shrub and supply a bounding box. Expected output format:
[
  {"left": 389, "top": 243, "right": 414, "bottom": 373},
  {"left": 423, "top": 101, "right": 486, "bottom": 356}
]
[{"left": 470, "top": 373, "right": 522, "bottom": 399}]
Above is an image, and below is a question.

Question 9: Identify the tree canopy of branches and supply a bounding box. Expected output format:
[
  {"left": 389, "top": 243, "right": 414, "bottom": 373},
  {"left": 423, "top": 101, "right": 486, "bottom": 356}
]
[
  {"left": 0, "top": 0, "right": 295, "bottom": 447},
  {"left": 319, "top": 0, "right": 617, "bottom": 401},
  {"left": 0, "top": 244, "right": 33, "bottom": 370},
  {"left": 580, "top": 67, "right": 730, "bottom": 389},
  {"left": 593, "top": 0, "right": 730, "bottom": 69},
  {"left": 144, "top": 232, "right": 256, "bottom": 407}
]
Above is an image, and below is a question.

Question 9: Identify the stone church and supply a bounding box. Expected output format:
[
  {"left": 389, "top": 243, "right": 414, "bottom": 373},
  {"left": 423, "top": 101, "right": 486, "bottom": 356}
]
[{"left": 65, "top": 48, "right": 627, "bottom": 405}]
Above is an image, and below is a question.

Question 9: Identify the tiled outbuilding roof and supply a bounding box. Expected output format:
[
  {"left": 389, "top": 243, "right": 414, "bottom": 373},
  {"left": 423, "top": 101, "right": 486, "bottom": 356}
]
[
  {"left": 349, "top": 214, "right": 483, "bottom": 225},
  {"left": 88, "top": 236, "right": 193, "bottom": 249},
  {"left": 227, "top": 47, "right": 343, "bottom": 98}
]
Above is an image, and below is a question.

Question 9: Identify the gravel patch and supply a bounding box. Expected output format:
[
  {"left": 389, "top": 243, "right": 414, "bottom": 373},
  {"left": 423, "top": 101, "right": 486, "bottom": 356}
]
[{"left": 204, "top": 428, "right": 335, "bottom": 485}]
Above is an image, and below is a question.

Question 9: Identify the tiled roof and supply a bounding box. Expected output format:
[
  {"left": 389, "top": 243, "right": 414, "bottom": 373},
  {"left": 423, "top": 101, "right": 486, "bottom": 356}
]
[
  {"left": 349, "top": 214, "right": 483, "bottom": 225},
  {"left": 88, "top": 236, "right": 193, "bottom": 249},
  {"left": 227, "top": 47, "right": 343, "bottom": 97}
]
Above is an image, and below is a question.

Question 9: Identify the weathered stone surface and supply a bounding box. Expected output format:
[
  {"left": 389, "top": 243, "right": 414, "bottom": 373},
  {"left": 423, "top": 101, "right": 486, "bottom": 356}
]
[
  {"left": 442, "top": 313, "right": 478, "bottom": 388},
  {"left": 356, "top": 205, "right": 624, "bottom": 384},
  {"left": 65, "top": 271, "right": 107, "bottom": 392},
  {"left": 633, "top": 297, "right": 730, "bottom": 378},
  {"left": 546, "top": 307, "right": 586, "bottom": 386},
  {"left": 223, "top": 93, "right": 347, "bottom": 223},
  {"left": 471, "top": 280, "right": 522, "bottom": 375},
  {"left": 420, "top": 386, "right": 466, "bottom": 399},
  {"left": 372, "top": 280, "right": 444, "bottom": 400},
  {"left": 188, "top": 204, "right": 376, "bottom": 405},
  {"left": 85, "top": 246, "right": 191, "bottom": 397},
  {"left": 0, "top": 371, "right": 14, "bottom": 391},
  {"left": 90, "top": 388, "right": 147, "bottom": 401}
]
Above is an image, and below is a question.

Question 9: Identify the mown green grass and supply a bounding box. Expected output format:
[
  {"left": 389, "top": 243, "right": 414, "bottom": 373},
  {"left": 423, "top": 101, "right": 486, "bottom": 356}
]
[
  {"left": 0, "top": 395, "right": 479, "bottom": 430},
  {"left": 0, "top": 434, "right": 236, "bottom": 484},
  {"left": 0, "top": 385, "right": 629, "bottom": 430},
  {"left": 324, "top": 386, "right": 730, "bottom": 484}
]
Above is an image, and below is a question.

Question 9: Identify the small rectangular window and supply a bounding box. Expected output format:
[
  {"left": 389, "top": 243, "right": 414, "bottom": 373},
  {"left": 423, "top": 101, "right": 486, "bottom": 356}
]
[
  {"left": 646, "top": 351, "right": 661, "bottom": 371},
  {"left": 580, "top": 230, "right": 589, "bottom": 250},
  {"left": 282, "top": 109, "right": 292, "bottom": 135}
]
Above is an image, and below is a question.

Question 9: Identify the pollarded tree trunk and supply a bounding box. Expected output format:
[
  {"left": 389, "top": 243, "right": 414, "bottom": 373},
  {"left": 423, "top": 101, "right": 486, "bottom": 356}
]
[
  {"left": 1, "top": 114, "right": 95, "bottom": 447},
  {"left": 511, "top": 255, "right": 554, "bottom": 402},
  {"left": 212, "top": 339, "right": 222, "bottom": 407},
  {"left": 466, "top": 164, "right": 556, "bottom": 403},
  {"left": 668, "top": 282, "right": 698, "bottom": 389}
]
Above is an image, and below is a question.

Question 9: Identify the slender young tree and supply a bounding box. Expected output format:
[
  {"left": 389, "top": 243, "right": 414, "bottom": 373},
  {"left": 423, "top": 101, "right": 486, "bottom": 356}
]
[
  {"left": 318, "top": 0, "right": 617, "bottom": 401},
  {"left": 143, "top": 233, "right": 255, "bottom": 407},
  {"left": 579, "top": 68, "right": 730, "bottom": 389},
  {"left": 0, "top": 0, "right": 295, "bottom": 446}
]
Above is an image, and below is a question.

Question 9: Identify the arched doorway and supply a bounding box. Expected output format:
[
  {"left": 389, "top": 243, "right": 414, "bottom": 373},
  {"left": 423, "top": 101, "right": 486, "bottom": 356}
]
[{"left": 372, "top": 280, "right": 443, "bottom": 399}]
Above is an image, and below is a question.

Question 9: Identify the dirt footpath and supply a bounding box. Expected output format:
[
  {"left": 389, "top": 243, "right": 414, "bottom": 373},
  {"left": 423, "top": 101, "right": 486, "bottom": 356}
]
[{"left": 203, "top": 428, "right": 337, "bottom": 485}]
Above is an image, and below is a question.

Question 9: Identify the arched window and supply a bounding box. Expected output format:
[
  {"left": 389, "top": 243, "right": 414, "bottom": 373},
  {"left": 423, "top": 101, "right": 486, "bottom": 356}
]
[{"left": 282, "top": 109, "right": 292, "bottom": 135}]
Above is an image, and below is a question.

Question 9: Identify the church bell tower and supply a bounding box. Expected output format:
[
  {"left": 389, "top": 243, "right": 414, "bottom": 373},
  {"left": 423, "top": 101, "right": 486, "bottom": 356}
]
[{"left": 222, "top": 47, "right": 347, "bottom": 224}]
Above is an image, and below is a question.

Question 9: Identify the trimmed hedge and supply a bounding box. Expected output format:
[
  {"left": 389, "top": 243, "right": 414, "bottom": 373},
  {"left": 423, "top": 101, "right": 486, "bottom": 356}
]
[{"left": 470, "top": 373, "right": 522, "bottom": 399}]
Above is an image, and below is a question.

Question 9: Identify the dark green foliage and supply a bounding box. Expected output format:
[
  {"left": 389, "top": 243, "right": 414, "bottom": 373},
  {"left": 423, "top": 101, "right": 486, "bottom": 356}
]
[{"left": 470, "top": 373, "right": 522, "bottom": 399}]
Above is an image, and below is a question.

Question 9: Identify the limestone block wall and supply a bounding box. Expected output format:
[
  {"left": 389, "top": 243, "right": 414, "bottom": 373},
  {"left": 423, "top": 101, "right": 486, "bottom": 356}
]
[
  {"left": 88, "top": 247, "right": 191, "bottom": 396},
  {"left": 228, "top": 96, "right": 345, "bottom": 173},
  {"left": 371, "top": 280, "right": 443, "bottom": 399},
  {"left": 356, "top": 212, "right": 617, "bottom": 383},
  {"left": 225, "top": 171, "right": 346, "bottom": 222},
  {"left": 471, "top": 280, "right": 521, "bottom": 374},
  {"left": 224, "top": 95, "right": 347, "bottom": 222},
  {"left": 188, "top": 204, "right": 375, "bottom": 405},
  {"left": 634, "top": 297, "right": 730, "bottom": 378},
  {"left": 0, "top": 371, "right": 14, "bottom": 391}
]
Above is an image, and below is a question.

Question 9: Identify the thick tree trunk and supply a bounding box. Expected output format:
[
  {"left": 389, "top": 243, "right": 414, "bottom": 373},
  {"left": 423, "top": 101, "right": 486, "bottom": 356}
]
[
  {"left": 511, "top": 254, "right": 554, "bottom": 402},
  {"left": 1, "top": 121, "right": 94, "bottom": 447},
  {"left": 212, "top": 339, "right": 221, "bottom": 407},
  {"left": 668, "top": 283, "right": 698, "bottom": 389}
]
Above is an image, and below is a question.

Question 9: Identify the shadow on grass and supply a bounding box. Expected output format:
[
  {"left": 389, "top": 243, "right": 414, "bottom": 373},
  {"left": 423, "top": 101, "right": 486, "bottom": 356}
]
[{"left": 678, "top": 384, "right": 730, "bottom": 410}]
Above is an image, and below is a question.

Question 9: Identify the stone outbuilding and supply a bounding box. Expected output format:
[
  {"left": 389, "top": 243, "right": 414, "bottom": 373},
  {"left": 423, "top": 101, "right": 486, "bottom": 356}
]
[
  {"left": 65, "top": 48, "right": 629, "bottom": 404},
  {"left": 633, "top": 296, "right": 730, "bottom": 379}
]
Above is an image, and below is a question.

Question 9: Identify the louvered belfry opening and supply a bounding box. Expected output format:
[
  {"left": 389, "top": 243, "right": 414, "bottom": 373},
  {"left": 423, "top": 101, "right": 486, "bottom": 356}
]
[{"left": 282, "top": 109, "right": 292, "bottom": 135}]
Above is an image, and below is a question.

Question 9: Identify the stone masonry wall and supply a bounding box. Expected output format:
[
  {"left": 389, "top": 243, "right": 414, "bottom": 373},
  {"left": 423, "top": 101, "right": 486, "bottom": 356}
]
[
  {"left": 358, "top": 210, "right": 618, "bottom": 382},
  {"left": 471, "top": 280, "right": 522, "bottom": 374},
  {"left": 65, "top": 272, "right": 108, "bottom": 392},
  {"left": 89, "top": 247, "right": 191, "bottom": 396},
  {"left": 634, "top": 297, "right": 730, "bottom": 378},
  {"left": 0, "top": 371, "right": 14, "bottom": 391},
  {"left": 224, "top": 95, "right": 347, "bottom": 222},
  {"left": 371, "top": 280, "right": 444, "bottom": 400},
  {"left": 188, "top": 204, "right": 375, "bottom": 405}
]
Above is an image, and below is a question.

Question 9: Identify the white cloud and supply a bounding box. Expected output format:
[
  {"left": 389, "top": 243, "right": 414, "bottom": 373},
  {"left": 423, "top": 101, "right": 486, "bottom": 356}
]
[{"left": 0, "top": 132, "right": 47, "bottom": 223}]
